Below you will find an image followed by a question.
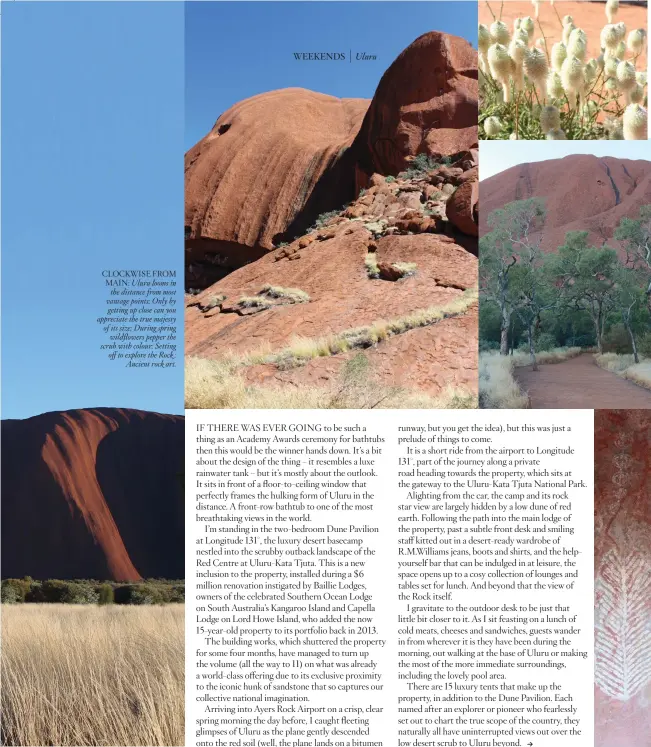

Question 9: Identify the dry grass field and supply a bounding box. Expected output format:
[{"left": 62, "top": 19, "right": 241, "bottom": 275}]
[{"left": 1, "top": 604, "right": 184, "bottom": 746}]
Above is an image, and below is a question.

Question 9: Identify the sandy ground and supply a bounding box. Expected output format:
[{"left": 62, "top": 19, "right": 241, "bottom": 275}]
[
  {"left": 479, "top": 1, "right": 648, "bottom": 72},
  {"left": 515, "top": 352, "right": 651, "bottom": 408}
]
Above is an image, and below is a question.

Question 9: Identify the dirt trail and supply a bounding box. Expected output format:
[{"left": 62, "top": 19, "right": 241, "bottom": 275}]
[{"left": 515, "top": 353, "right": 651, "bottom": 409}]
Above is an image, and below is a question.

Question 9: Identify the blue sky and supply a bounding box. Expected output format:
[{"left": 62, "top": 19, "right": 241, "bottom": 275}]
[
  {"left": 1, "top": 2, "right": 184, "bottom": 419},
  {"left": 481, "top": 141, "right": 651, "bottom": 180},
  {"left": 186, "top": 1, "right": 478, "bottom": 150}
]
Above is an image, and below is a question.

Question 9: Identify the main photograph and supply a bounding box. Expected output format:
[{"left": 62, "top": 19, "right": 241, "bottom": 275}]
[{"left": 184, "top": 1, "right": 479, "bottom": 409}]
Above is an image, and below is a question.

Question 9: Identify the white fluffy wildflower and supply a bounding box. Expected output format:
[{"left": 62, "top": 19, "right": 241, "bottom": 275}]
[
  {"left": 630, "top": 83, "right": 645, "bottom": 103},
  {"left": 484, "top": 116, "right": 503, "bottom": 137},
  {"left": 562, "top": 22, "right": 576, "bottom": 47},
  {"left": 546, "top": 71, "right": 565, "bottom": 99},
  {"left": 520, "top": 16, "right": 535, "bottom": 41},
  {"left": 628, "top": 28, "right": 646, "bottom": 56},
  {"left": 490, "top": 20, "right": 510, "bottom": 45},
  {"left": 524, "top": 47, "right": 549, "bottom": 90},
  {"left": 623, "top": 104, "right": 647, "bottom": 139},
  {"left": 617, "top": 60, "right": 637, "bottom": 91},
  {"left": 546, "top": 128, "right": 567, "bottom": 140},
  {"left": 636, "top": 71, "right": 647, "bottom": 86},
  {"left": 601, "top": 24, "right": 621, "bottom": 53},
  {"left": 551, "top": 42, "right": 567, "bottom": 72},
  {"left": 606, "top": 0, "right": 619, "bottom": 25},
  {"left": 567, "top": 28, "right": 587, "bottom": 61},
  {"left": 560, "top": 55, "right": 585, "bottom": 96}
]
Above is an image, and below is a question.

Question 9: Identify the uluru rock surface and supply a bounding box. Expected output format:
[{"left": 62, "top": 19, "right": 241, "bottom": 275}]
[
  {"left": 1, "top": 408, "right": 184, "bottom": 581},
  {"left": 481, "top": 154, "right": 651, "bottom": 252},
  {"left": 595, "top": 410, "right": 651, "bottom": 747},
  {"left": 185, "top": 31, "right": 478, "bottom": 291},
  {"left": 352, "top": 32, "right": 478, "bottom": 182},
  {"left": 185, "top": 31, "right": 478, "bottom": 403}
]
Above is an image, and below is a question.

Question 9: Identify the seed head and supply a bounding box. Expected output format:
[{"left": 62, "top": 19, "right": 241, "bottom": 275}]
[
  {"left": 524, "top": 47, "right": 548, "bottom": 86},
  {"left": 623, "top": 104, "right": 647, "bottom": 139},
  {"left": 601, "top": 24, "right": 620, "bottom": 52},
  {"left": 547, "top": 71, "right": 565, "bottom": 99},
  {"left": 560, "top": 55, "right": 585, "bottom": 95},
  {"left": 490, "top": 20, "right": 510, "bottom": 46},
  {"left": 484, "top": 116, "right": 503, "bottom": 138},
  {"left": 628, "top": 28, "right": 646, "bottom": 55},
  {"left": 606, "top": 0, "right": 619, "bottom": 24},
  {"left": 630, "top": 83, "right": 645, "bottom": 103},
  {"left": 551, "top": 42, "right": 567, "bottom": 72},
  {"left": 617, "top": 60, "right": 637, "bottom": 91},
  {"left": 487, "top": 43, "right": 513, "bottom": 83},
  {"left": 568, "top": 29, "right": 587, "bottom": 61},
  {"left": 636, "top": 71, "right": 647, "bottom": 86},
  {"left": 478, "top": 24, "right": 491, "bottom": 54},
  {"left": 520, "top": 16, "right": 535, "bottom": 40},
  {"left": 546, "top": 128, "right": 567, "bottom": 140}
]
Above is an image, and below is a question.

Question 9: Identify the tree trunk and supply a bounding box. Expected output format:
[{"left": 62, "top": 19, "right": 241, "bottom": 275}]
[
  {"left": 593, "top": 314, "right": 603, "bottom": 354},
  {"left": 500, "top": 306, "right": 510, "bottom": 356},
  {"left": 624, "top": 314, "right": 639, "bottom": 364},
  {"left": 527, "top": 324, "right": 538, "bottom": 371}
]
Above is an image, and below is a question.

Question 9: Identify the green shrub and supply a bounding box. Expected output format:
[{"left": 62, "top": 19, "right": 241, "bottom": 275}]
[
  {"left": 637, "top": 331, "right": 651, "bottom": 357},
  {"left": 603, "top": 324, "right": 634, "bottom": 354},
  {"left": 98, "top": 584, "right": 114, "bottom": 605},
  {"left": 533, "top": 332, "right": 559, "bottom": 352}
]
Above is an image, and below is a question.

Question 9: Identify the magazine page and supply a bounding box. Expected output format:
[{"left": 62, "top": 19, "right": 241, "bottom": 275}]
[{"left": 1, "top": 1, "right": 650, "bottom": 747}]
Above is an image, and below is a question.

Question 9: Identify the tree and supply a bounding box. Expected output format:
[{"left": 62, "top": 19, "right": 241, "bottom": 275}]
[
  {"left": 510, "top": 254, "right": 557, "bottom": 370},
  {"left": 614, "top": 206, "right": 651, "bottom": 308},
  {"left": 612, "top": 266, "right": 649, "bottom": 363},
  {"left": 480, "top": 198, "right": 547, "bottom": 355},
  {"left": 548, "top": 231, "right": 619, "bottom": 354}
]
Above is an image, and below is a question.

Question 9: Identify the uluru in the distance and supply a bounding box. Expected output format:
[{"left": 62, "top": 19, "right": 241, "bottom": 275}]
[
  {"left": 1, "top": 407, "right": 185, "bottom": 582},
  {"left": 185, "top": 31, "right": 481, "bottom": 410}
]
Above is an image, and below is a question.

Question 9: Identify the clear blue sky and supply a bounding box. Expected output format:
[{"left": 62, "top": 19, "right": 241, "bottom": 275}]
[
  {"left": 186, "top": 1, "right": 478, "bottom": 150},
  {"left": 1, "top": 2, "right": 184, "bottom": 419},
  {"left": 481, "top": 140, "right": 651, "bottom": 180}
]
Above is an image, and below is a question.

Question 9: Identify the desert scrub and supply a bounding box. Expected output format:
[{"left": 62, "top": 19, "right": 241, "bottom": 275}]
[
  {"left": 259, "top": 285, "right": 310, "bottom": 303},
  {"left": 250, "top": 288, "right": 477, "bottom": 369},
  {"left": 237, "top": 296, "right": 273, "bottom": 310},
  {"left": 185, "top": 353, "right": 477, "bottom": 410},
  {"left": 479, "top": 3, "right": 648, "bottom": 140},
  {"left": 595, "top": 352, "right": 651, "bottom": 389},
  {"left": 365, "top": 252, "right": 380, "bottom": 278},
  {"left": 391, "top": 262, "right": 418, "bottom": 278},
  {"left": 479, "top": 352, "right": 530, "bottom": 408},
  {"left": 1, "top": 604, "right": 184, "bottom": 746},
  {"left": 365, "top": 254, "right": 417, "bottom": 280}
]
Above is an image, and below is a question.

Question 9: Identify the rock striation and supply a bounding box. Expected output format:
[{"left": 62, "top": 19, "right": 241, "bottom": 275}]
[{"left": 1, "top": 408, "right": 184, "bottom": 581}]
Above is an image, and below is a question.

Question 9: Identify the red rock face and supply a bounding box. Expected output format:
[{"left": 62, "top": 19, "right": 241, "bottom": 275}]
[
  {"left": 595, "top": 410, "right": 651, "bottom": 747},
  {"left": 185, "top": 32, "right": 478, "bottom": 290},
  {"left": 353, "top": 31, "right": 478, "bottom": 180},
  {"left": 1, "top": 408, "right": 184, "bottom": 581},
  {"left": 480, "top": 154, "right": 651, "bottom": 253},
  {"left": 185, "top": 89, "right": 369, "bottom": 263}
]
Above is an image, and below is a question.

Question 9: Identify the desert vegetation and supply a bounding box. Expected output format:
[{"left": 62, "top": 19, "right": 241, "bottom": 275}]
[
  {"left": 479, "top": 0, "right": 648, "bottom": 139},
  {"left": 1, "top": 604, "right": 184, "bottom": 746},
  {"left": 480, "top": 197, "right": 651, "bottom": 404},
  {"left": 186, "top": 350, "right": 477, "bottom": 410},
  {"left": 1, "top": 577, "right": 184, "bottom": 605}
]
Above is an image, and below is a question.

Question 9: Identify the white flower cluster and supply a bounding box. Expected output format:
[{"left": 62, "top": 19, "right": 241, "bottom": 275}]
[{"left": 479, "top": 0, "right": 648, "bottom": 140}]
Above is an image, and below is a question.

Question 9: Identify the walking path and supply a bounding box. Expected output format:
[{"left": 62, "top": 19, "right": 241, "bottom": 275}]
[{"left": 514, "top": 354, "right": 651, "bottom": 409}]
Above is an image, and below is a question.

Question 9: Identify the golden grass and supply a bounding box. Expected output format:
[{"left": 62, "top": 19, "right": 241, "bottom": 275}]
[
  {"left": 510, "top": 347, "right": 584, "bottom": 367},
  {"left": 622, "top": 361, "right": 651, "bottom": 390},
  {"left": 391, "top": 262, "right": 418, "bottom": 277},
  {"left": 595, "top": 353, "right": 651, "bottom": 390},
  {"left": 260, "top": 285, "right": 310, "bottom": 303},
  {"left": 185, "top": 355, "right": 477, "bottom": 410},
  {"left": 1, "top": 604, "right": 184, "bottom": 746},
  {"left": 479, "top": 352, "right": 529, "bottom": 409},
  {"left": 365, "top": 253, "right": 380, "bottom": 278}
]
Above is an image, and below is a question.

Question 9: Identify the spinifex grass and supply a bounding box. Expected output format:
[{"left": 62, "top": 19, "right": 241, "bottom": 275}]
[{"left": 1, "top": 604, "right": 184, "bottom": 746}]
